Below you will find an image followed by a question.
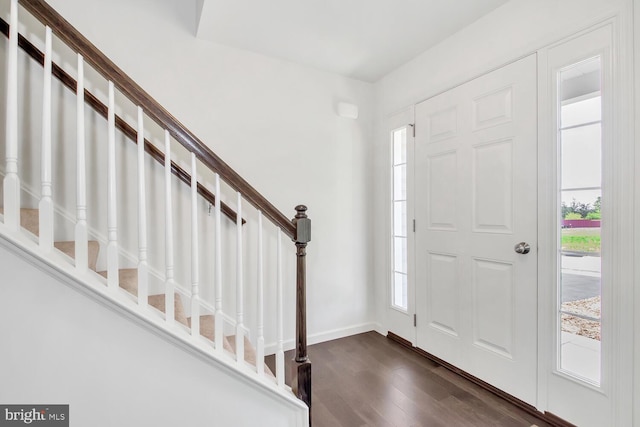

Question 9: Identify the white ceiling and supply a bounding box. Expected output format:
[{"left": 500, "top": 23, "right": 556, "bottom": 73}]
[{"left": 195, "top": 0, "right": 510, "bottom": 82}]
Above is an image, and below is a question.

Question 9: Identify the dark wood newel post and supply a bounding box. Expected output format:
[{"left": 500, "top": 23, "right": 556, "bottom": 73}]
[{"left": 292, "top": 205, "right": 312, "bottom": 425}]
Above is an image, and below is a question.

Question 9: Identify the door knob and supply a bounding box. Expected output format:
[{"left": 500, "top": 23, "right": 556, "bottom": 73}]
[{"left": 514, "top": 242, "right": 531, "bottom": 254}]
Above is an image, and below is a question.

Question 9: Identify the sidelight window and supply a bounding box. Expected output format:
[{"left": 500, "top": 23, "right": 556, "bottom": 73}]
[
  {"left": 392, "top": 127, "right": 408, "bottom": 310},
  {"left": 557, "top": 57, "right": 602, "bottom": 385}
]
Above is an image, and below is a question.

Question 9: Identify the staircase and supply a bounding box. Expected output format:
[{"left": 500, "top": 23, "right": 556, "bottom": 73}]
[
  {"left": 0, "top": 0, "right": 311, "bottom": 425},
  {"left": 6, "top": 207, "right": 274, "bottom": 373}
]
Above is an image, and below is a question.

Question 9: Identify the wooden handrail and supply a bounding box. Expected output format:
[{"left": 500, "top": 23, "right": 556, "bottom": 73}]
[
  {"left": 0, "top": 16, "right": 244, "bottom": 225},
  {"left": 18, "top": 0, "right": 296, "bottom": 239}
]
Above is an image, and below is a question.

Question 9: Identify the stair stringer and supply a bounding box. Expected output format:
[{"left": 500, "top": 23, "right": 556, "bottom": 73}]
[{"left": 0, "top": 228, "right": 308, "bottom": 427}]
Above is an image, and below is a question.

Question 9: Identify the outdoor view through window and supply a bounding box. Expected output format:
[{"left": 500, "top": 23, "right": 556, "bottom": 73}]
[{"left": 558, "top": 57, "right": 602, "bottom": 385}]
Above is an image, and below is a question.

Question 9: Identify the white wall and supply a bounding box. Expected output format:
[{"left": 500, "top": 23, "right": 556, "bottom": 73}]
[
  {"left": 0, "top": 239, "right": 307, "bottom": 427},
  {"left": 371, "top": 0, "right": 628, "bottom": 337},
  {"left": 1, "top": 0, "right": 375, "bottom": 350}
]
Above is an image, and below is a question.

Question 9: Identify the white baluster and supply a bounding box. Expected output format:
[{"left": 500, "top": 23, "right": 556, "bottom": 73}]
[
  {"left": 107, "top": 81, "right": 119, "bottom": 289},
  {"left": 75, "top": 54, "right": 88, "bottom": 272},
  {"left": 39, "top": 27, "right": 53, "bottom": 251},
  {"left": 3, "top": 0, "right": 20, "bottom": 230},
  {"left": 137, "top": 107, "right": 148, "bottom": 307},
  {"left": 276, "top": 228, "right": 285, "bottom": 388},
  {"left": 190, "top": 153, "right": 200, "bottom": 338},
  {"left": 214, "top": 173, "right": 223, "bottom": 352},
  {"left": 235, "top": 193, "right": 245, "bottom": 364},
  {"left": 256, "top": 211, "right": 265, "bottom": 376},
  {"left": 164, "top": 131, "right": 175, "bottom": 325}
]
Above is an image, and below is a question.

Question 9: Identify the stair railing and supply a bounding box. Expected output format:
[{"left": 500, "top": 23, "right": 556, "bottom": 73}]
[{"left": 2, "top": 0, "right": 312, "bottom": 420}]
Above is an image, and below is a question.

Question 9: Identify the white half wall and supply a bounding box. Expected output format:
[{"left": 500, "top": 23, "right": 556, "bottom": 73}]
[{"left": 0, "top": 237, "right": 307, "bottom": 427}]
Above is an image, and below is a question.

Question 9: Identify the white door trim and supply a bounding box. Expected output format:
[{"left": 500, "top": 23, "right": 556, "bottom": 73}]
[
  {"left": 634, "top": 2, "right": 640, "bottom": 426},
  {"left": 609, "top": 6, "right": 635, "bottom": 425},
  {"left": 536, "top": 14, "right": 635, "bottom": 426}
]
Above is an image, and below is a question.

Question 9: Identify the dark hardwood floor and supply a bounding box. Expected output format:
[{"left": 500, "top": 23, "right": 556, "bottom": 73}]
[{"left": 266, "top": 331, "right": 550, "bottom": 427}]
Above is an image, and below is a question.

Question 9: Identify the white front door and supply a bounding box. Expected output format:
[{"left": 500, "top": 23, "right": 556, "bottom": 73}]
[{"left": 414, "top": 54, "right": 538, "bottom": 405}]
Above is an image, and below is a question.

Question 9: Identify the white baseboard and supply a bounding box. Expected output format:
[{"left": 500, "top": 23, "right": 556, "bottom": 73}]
[
  {"left": 265, "top": 322, "right": 377, "bottom": 355},
  {"left": 373, "top": 322, "right": 386, "bottom": 336}
]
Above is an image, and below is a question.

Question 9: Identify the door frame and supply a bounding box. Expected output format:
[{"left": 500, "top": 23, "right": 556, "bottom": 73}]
[
  {"left": 382, "top": 8, "right": 634, "bottom": 425},
  {"left": 536, "top": 15, "right": 635, "bottom": 426},
  {"left": 635, "top": 3, "right": 640, "bottom": 427}
]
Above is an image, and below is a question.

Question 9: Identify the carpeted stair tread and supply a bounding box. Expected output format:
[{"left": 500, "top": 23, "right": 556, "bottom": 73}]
[
  {"left": 148, "top": 293, "right": 189, "bottom": 327},
  {"left": 54, "top": 240, "right": 100, "bottom": 271},
  {"left": 98, "top": 268, "right": 138, "bottom": 295},
  {"left": 187, "top": 315, "right": 274, "bottom": 377},
  {"left": 0, "top": 207, "right": 40, "bottom": 236},
  {"left": 187, "top": 314, "right": 234, "bottom": 353},
  {"left": 226, "top": 334, "right": 275, "bottom": 378},
  {"left": 5, "top": 207, "right": 100, "bottom": 270},
  {"left": 98, "top": 268, "right": 188, "bottom": 326}
]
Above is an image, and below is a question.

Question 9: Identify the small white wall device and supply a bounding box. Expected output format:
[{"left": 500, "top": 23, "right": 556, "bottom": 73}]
[{"left": 337, "top": 102, "right": 359, "bottom": 119}]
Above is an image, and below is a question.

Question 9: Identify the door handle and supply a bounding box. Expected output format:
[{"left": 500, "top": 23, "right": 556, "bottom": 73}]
[{"left": 514, "top": 242, "right": 531, "bottom": 254}]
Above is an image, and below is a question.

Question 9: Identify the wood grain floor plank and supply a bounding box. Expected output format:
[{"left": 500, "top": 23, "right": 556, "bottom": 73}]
[
  {"left": 431, "top": 366, "right": 549, "bottom": 426},
  {"left": 312, "top": 401, "right": 345, "bottom": 427},
  {"left": 266, "top": 332, "right": 551, "bottom": 427}
]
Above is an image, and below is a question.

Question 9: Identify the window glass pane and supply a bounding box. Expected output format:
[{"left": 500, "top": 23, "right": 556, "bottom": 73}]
[
  {"left": 393, "top": 128, "right": 407, "bottom": 165},
  {"left": 394, "top": 201, "right": 407, "bottom": 237},
  {"left": 394, "top": 237, "right": 407, "bottom": 273},
  {"left": 561, "top": 96, "right": 601, "bottom": 128},
  {"left": 393, "top": 272, "right": 407, "bottom": 309},
  {"left": 561, "top": 124, "right": 601, "bottom": 189},
  {"left": 562, "top": 295, "right": 601, "bottom": 322},
  {"left": 560, "top": 194, "right": 601, "bottom": 385},
  {"left": 560, "top": 313, "right": 601, "bottom": 384},
  {"left": 561, "top": 219, "right": 601, "bottom": 254},
  {"left": 561, "top": 190, "right": 601, "bottom": 236},
  {"left": 391, "top": 125, "right": 408, "bottom": 311},
  {"left": 393, "top": 164, "right": 407, "bottom": 200},
  {"left": 561, "top": 189, "right": 601, "bottom": 207},
  {"left": 558, "top": 57, "right": 602, "bottom": 385}
]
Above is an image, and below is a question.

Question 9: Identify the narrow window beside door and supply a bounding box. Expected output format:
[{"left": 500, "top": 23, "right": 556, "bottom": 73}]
[
  {"left": 392, "top": 128, "right": 408, "bottom": 310},
  {"left": 558, "top": 57, "right": 602, "bottom": 385}
]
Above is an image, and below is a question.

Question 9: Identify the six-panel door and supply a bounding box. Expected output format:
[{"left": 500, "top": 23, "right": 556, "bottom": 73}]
[{"left": 414, "top": 54, "right": 538, "bottom": 405}]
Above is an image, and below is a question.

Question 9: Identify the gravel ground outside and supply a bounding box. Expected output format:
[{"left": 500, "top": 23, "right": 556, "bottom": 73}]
[{"left": 561, "top": 296, "right": 601, "bottom": 341}]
